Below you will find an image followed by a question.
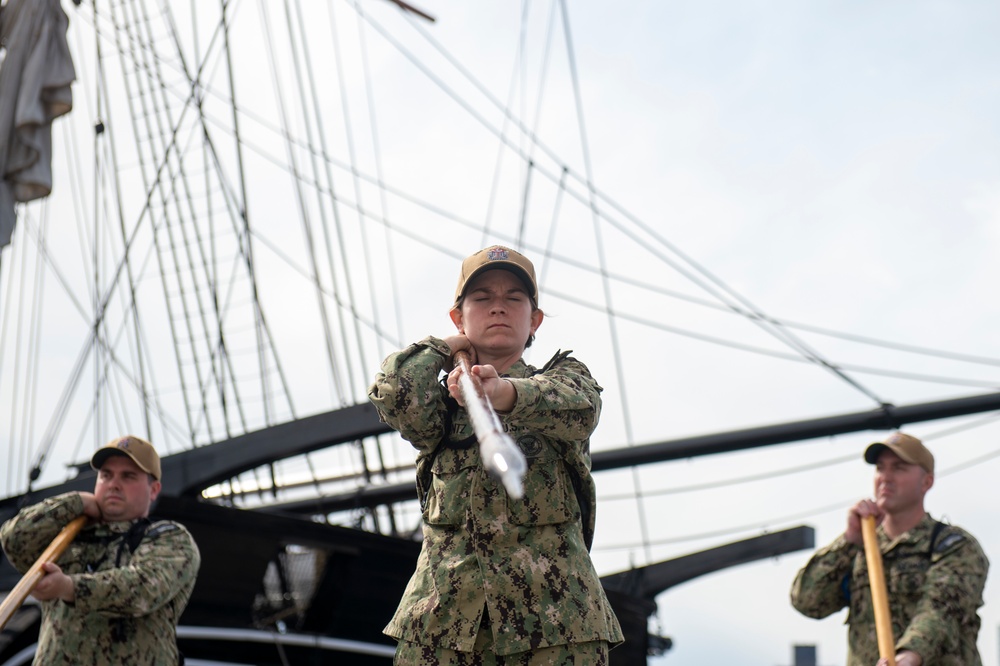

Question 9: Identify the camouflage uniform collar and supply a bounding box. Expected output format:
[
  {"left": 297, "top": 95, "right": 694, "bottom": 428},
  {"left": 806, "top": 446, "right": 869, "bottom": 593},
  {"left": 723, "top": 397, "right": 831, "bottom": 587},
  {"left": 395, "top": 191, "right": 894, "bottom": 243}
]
[
  {"left": 881, "top": 512, "right": 935, "bottom": 550},
  {"left": 92, "top": 518, "right": 146, "bottom": 534},
  {"left": 503, "top": 357, "right": 529, "bottom": 376}
]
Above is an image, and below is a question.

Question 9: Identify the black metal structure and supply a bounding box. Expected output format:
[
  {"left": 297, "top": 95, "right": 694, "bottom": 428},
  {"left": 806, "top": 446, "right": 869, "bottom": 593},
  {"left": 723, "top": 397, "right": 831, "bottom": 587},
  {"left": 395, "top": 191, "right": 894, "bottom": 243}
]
[
  {"left": 2, "top": 391, "right": 998, "bottom": 664},
  {"left": 233, "top": 391, "right": 1000, "bottom": 515},
  {"left": 602, "top": 526, "right": 816, "bottom": 664}
]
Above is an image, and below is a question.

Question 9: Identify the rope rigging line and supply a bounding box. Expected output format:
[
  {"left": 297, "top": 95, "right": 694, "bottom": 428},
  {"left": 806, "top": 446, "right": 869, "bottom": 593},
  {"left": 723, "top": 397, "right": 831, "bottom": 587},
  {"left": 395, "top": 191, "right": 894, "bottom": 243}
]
[
  {"left": 119, "top": 0, "right": 992, "bottom": 403},
  {"left": 162, "top": 2, "right": 260, "bottom": 441},
  {"left": 380, "top": 2, "right": 598, "bottom": 205},
  {"left": 581, "top": 193, "right": 891, "bottom": 405},
  {"left": 260, "top": 149, "right": 990, "bottom": 387},
  {"left": 111, "top": 0, "right": 203, "bottom": 443},
  {"left": 600, "top": 453, "right": 858, "bottom": 501},
  {"left": 247, "top": 229, "right": 395, "bottom": 351},
  {"left": 58, "top": 9, "right": 224, "bottom": 378},
  {"left": 234, "top": 153, "right": 998, "bottom": 393},
  {"left": 360, "top": 1, "right": 893, "bottom": 408},
  {"left": 604, "top": 271, "right": 1000, "bottom": 368},
  {"left": 130, "top": 0, "right": 259, "bottom": 449},
  {"left": 550, "top": 288, "right": 999, "bottom": 389},
  {"left": 18, "top": 213, "right": 193, "bottom": 473},
  {"left": 1, "top": 221, "right": 34, "bottom": 491},
  {"left": 537, "top": 166, "right": 568, "bottom": 288},
  {"left": 136, "top": 0, "right": 252, "bottom": 445},
  {"left": 310, "top": 0, "right": 381, "bottom": 395},
  {"left": 506, "top": 1, "right": 559, "bottom": 248},
  {"left": 135, "top": 72, "right": 408, "bottom": 358},
  {"left": 290, "top": 0, "right": 384, "bottom": 502},
  {"left": 555, "top": 179, "right": 893, "bottom": 403},
  {"left": 593, "top": 414, "right": 1000, "bottom": 552},
  {"left": 155, "top": 12, "right": 280, "bottom": 441},
  {"left": 218, "top": 0, "right": 297, "bottom": 428},
  {"left": 266, "top": 0, "right": 349, "bottom": 403},
  {"left": 3, "top": 93, "right": 157, "bottom": 488},
  {"left": 350, "top": 0, "right": 405, "bottom": 357},
  {"left": 97, "top": 0, "right": 159, "bottom": 440},
  {"left": 187, "top": 0, "right": 235, "bottom": 442},
  {"left": 11, "top": 0, "right": 301, "bottom": 481},
  {"left": 15, "top": 1, "right": 993, "bottom": 504},
  {"left": 477, "top": 1, "right": 520, "bottom": 245},
  {"left": 353, "top": 3, "right": 888, "bottom": 411},
  {"left": 294, "top": 0, "right": 378, "bottom": 403},
  {"left": 556, "top": 0, "right": 655, "bottom": 565},
  {"left": 518, "top": 1, "right": 559, "bottom": 249},
  {"left": 223, "top": 147, "right": 999, "bottom": 393}
]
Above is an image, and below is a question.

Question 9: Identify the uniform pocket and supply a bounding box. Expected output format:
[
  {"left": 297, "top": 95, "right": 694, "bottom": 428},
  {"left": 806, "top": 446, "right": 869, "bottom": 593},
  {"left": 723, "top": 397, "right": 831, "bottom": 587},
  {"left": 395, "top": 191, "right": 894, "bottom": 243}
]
[
  {"left": 888, "top": 557, "right": 929, "bottom": 604},
  {"left": 505, "top": 436, "right": 575, "bottom": 526},
  {"left": 424, "top": 446, "right": 477, "bottom": 526}
]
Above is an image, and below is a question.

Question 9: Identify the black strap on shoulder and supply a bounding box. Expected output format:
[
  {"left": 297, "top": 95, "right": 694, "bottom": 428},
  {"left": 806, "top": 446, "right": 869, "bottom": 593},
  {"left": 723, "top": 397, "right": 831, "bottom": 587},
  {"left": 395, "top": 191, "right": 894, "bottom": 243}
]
[
  {"left": 115, "top": 518, "right": 151, "bottom": 567},
  {"left": 875, "top": 519, "right": 949, "bottom": 567},
  {"left": 112, "top": 517, "right": 180, "bottom": 565},
  {"left": 537, "top": 349, "right": 571, "bottom": 375},
  {"left": 928, "top": 519, "right": 946, "bottom": 557}
]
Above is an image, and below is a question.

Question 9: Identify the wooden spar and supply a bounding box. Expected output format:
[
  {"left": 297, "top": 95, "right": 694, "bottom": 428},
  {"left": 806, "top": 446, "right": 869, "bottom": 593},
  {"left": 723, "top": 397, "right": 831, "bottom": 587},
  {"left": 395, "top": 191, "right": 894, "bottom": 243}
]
[
  {"left": 453, "top": 350, "right": 526, "bottom": 499},
  {"left": 0, "top": 515, "right": 88, "bottom": 630},
  {"left": 862, "top": 515, "right": 896, "bottom": 666}
]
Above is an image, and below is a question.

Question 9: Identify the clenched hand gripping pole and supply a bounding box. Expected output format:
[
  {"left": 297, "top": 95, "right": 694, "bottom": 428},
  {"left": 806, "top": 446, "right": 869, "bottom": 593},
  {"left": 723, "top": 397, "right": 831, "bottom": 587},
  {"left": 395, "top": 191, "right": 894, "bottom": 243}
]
[
  {"left": 0, "top": 515, "right": 87, "bottom": 630},
  {"left": 862, "top": 515, "right": 896, "bottom": 666},
  {"left": 453, "top": 350, "right": 526, "bottom": 500}
]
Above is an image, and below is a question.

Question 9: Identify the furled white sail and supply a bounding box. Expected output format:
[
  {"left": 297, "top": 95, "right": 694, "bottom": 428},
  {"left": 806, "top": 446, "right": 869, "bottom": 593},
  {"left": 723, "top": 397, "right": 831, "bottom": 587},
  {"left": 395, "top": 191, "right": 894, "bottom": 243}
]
[{"left": 0, "top": 0, "right": 75, "bottom": 247}]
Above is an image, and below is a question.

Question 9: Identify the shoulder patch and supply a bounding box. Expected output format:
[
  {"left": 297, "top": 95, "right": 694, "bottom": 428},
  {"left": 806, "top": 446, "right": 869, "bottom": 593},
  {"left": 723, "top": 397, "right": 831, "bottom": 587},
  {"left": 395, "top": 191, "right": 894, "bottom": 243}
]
[
  {"left": 146, "top": 521, "right": 179, "bottom": 540},
  {"left": 935, "top": 532, "right": 965, "bottom": 553}
]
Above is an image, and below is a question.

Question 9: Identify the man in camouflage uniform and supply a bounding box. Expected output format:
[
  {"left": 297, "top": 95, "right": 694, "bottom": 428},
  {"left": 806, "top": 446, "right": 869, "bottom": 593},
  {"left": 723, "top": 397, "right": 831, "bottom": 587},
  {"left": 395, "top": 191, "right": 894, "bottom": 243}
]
[
  {"left": 369, "top": 246, "right": 623, "bottom": 665},
  {"left": 790, "top": 432, "right": 988, "bottom": 666},
  {"left": 1, "top": 435, "right": 200, "bottom": 665}
]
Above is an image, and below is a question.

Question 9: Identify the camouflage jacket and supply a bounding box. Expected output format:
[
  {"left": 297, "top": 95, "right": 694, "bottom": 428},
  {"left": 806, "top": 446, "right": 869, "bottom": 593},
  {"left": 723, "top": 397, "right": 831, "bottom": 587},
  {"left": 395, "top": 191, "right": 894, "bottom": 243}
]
[
  {"left": 790, "top": 514, "right": 988, "bottom": 665},
  {"left": 0, "top": 492, "right": 201, "bottom": 665},
  {"left": 368, "top": 336, "right": 623, "bottom": 655}
]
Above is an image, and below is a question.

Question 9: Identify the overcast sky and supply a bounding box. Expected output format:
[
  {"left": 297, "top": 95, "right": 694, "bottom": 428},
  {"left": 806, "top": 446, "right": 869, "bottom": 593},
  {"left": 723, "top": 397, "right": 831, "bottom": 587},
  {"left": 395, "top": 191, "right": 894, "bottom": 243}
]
[
  {"left": 4, "top": 1, "right": 1000, "bottom": 664},
  {"left": 361, "top": 4, "right": 1000, "bottom": 663}
]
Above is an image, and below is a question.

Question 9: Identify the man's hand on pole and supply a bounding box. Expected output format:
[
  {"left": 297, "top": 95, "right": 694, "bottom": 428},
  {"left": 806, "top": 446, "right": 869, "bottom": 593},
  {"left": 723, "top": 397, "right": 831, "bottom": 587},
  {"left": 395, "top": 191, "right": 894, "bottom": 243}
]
[
  {"left": 846, "top": 498, "right": 883, "bottom": 546},
  {"left": 31, "top": 562, "right": 76, "bottom": 603},
  {"left": 878, "top": 650, "right": 922, "bottom": 666}
]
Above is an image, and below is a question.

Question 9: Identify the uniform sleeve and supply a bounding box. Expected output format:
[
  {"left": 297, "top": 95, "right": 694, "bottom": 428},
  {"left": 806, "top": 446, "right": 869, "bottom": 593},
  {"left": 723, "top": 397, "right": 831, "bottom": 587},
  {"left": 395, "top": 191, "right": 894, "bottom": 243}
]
[
  {"left": 790, "top": 533, "right": 859, "bottom": 619},
  {"left": 505, "top": 355, "right": 601, "bottom": 445},
  {"left": 70, "top": 523, "right": 201, "bottom": 619},
  {"left": 367, "top": 336, "right": 451, "bottom": 452},
  {"left": 0, "top": 493, "right": 86, "bottom": 573},
  {"left": 895, "top": 532, "right": 989, "bottom": 661}
]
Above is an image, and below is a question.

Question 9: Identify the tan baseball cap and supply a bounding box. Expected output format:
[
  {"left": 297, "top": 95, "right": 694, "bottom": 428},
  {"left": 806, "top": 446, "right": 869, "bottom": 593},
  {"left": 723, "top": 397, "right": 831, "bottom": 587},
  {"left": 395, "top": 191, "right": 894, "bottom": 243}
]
[
  {"left": 864, "top": 432, "right": 934, "bottom": 474},
  {"left": 91, "top": 435, "right": 162, "bottom": 481},
  {"left": 454, "top": 245, "right": 538, "bottom": 305}
]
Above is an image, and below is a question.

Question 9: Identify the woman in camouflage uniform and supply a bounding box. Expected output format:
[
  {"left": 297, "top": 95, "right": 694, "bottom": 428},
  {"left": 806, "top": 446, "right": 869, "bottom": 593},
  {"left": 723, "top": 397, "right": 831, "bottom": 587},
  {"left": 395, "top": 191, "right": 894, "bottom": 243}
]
[{"left": 369, "top": 246, "right": 622, "bottom": 665}]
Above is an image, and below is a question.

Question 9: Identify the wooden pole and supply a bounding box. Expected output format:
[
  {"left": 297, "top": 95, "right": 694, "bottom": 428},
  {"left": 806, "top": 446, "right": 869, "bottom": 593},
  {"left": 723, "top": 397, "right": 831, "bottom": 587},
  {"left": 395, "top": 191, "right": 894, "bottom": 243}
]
[
  {"left": 0, "top": 515, "right": 88, "bottom": 631},
  {"left": 453, "top": 350, "right": 526, "bottom": 499},
  {"left": 861, "top": 515, "right": 896, "bottom": 666}
]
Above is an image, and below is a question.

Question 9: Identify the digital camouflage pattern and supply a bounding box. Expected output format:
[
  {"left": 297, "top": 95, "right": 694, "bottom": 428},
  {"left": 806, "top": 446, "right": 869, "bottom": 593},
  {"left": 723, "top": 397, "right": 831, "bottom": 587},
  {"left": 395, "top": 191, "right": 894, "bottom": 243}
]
[
  {"left": 368, "top": 336, "right": 623, "bottom": 656},
  {"left": 1, "top": 492, "right": 201, "bottom": 665},
  {"left": 395, "top": 633, "right": 610, "bottom": 665},
  {"left": 790, "top": 514, "right": 988, "bottom": 665}
]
